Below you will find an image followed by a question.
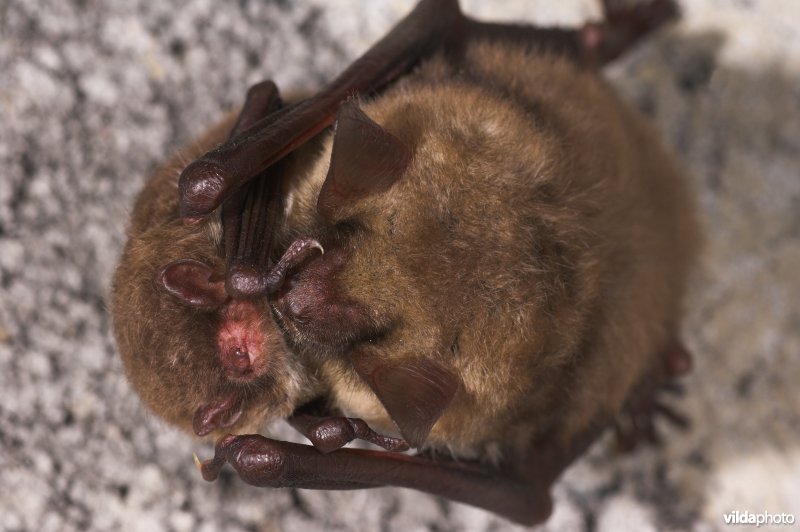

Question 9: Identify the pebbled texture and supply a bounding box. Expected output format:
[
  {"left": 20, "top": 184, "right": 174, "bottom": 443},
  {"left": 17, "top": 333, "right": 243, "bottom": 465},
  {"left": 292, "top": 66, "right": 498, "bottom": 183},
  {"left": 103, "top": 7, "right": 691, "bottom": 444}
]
[{"left": 1, "top": 1, "right": 799, "bottom": 530}]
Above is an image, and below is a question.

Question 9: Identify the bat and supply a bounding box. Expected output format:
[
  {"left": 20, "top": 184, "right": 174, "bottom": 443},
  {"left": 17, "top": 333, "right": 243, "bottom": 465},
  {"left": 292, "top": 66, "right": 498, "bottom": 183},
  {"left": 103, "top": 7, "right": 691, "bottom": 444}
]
[{"left": 111, "top": 0, "right": 699, "bottom": 525}]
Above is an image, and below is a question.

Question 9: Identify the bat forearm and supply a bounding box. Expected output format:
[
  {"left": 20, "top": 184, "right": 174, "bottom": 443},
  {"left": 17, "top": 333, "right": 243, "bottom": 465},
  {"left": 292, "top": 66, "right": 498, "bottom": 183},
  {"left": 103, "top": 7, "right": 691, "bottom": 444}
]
[
  {"left": 200, "top": 434, "right": 551, "bottom": 525},
  {"left": 465, "top": 20, "right": 583, "bottom": 60},
  {"left": 221, "top": 80, "right": 286, "bottom": 299},
  {"left": 178, "top": 0, "right": 465, "bottom": 220},
  {"left": 465, "top": 0, "right": 678, "bottom": 67},
  {"left": 114, "top": 0, "right": 694, "bottom": 525}
]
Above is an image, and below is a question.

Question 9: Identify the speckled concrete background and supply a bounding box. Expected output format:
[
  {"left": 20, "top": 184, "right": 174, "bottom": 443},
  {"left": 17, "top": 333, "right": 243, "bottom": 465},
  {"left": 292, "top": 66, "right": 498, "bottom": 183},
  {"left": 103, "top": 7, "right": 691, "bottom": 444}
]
[{"left": 1, "top": 1, "right": 799, "bottom": 531}]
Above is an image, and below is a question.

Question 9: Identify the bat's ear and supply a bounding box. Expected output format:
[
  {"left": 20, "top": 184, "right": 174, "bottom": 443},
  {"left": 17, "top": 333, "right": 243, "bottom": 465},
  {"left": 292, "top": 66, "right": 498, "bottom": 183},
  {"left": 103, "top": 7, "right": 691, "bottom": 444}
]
[
  {"left": 353, "top": 354, "right": 459, "bottom": 448},
  {"left": 193, "top": 389, "right": 243, "bottom": 436},
  {"left": 317, "top": 100, "right": 411, "bottom": 220},
  {"left": 159, "top": 259, "right": 228, "bottom": 309}
]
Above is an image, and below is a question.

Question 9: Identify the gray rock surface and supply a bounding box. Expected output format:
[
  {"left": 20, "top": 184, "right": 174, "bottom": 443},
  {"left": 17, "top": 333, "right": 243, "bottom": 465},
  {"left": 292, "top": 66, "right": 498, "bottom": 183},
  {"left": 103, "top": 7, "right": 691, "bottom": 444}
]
[{"left": 1, "top": 0, "right": 798, "bottom": 530}]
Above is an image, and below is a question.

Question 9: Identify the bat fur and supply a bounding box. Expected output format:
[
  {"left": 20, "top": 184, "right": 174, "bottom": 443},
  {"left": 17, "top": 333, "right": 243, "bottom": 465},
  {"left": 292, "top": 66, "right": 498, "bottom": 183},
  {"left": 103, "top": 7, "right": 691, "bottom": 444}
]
[{"left": 111, "top": 3, "right": 698, "bottom": 522}]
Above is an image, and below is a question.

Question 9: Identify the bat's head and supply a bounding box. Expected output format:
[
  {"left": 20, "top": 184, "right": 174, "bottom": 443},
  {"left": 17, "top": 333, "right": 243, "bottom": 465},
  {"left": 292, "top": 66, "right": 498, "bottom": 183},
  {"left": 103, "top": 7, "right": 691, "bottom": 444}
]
[
  {"left": 268, "top": 89, "right": 555, "bottom": 449},
  {"left": 112, "top": 160, "right": 314, "bottom": 439}
]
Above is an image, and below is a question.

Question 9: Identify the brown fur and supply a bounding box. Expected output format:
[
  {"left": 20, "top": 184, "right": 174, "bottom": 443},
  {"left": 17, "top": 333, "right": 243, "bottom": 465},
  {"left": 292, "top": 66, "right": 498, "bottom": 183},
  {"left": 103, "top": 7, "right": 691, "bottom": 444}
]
[
  {"left": 111, "top": 38, "right": 698, "bottom": 470},
  {"left": 111, "top": 116, "right": 319, "bottom": 437},
  {"left": 281, "top": 41, "right": 699, "bottom": 461}
]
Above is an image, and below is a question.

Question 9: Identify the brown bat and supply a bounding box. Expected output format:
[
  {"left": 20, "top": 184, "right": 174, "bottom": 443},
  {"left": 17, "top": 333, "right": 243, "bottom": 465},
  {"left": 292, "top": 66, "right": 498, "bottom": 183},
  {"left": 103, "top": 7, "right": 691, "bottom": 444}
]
[{"left": 111, "top": 0, "right": 699, "bottom": 525}]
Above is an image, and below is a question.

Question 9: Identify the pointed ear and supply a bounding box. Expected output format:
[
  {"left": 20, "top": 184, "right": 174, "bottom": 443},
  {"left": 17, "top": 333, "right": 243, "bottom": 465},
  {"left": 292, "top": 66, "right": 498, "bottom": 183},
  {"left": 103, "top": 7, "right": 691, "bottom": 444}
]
[
  {"left": 193, "top": 389, "right": 244, "bottom": 436},
  {"left": 159, "top": 259, "right": 228, "bottom": 310},
  {"left": 352, "top": 353, "right": 459, "bottom": 448},
  {"left": 317, "top": 100, "right": 411, "bottom": 219}
]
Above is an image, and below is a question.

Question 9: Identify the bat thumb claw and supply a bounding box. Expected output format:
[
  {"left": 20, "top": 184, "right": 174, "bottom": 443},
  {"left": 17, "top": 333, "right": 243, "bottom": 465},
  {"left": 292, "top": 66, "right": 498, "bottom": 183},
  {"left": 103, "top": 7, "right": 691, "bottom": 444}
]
[
  {"left": 264, "top": 237, "right": 324, "bottom": 294},
  {"left": 199, "top": 457, "right": 224, "bottom": 482}
]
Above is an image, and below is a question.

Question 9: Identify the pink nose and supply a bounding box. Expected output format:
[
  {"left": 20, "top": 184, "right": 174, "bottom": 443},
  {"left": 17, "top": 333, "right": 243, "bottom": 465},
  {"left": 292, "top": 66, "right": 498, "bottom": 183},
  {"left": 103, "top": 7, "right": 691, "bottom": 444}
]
[
  {"left": 221, "top": 346, "right": 252, "bottom": 378},
  {"left": 215, "top": 300, "right": 267, "bottom": 381}
]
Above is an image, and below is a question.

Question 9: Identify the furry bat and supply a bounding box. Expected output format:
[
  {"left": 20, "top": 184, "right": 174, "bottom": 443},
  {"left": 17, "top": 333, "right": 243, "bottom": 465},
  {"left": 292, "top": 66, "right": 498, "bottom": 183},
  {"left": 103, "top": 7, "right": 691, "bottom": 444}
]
[{"left": 111, "top": 0, "right": 699, "bottom": 525}]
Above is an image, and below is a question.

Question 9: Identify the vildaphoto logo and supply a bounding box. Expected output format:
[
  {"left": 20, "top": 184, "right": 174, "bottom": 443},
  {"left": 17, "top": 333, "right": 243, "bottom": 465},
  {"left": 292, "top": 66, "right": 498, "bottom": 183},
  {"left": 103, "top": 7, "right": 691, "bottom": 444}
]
[{"left": 723, "top": 510, "right": 796, "bottom": 527}]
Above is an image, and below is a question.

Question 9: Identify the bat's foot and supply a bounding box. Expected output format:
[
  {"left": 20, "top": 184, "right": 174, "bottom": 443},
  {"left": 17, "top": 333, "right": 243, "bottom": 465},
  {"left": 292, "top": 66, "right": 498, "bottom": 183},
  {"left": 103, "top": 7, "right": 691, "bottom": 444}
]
[
  {"left": 288, "top": 401, "right": 409, "bottom": 453},
  {"left": 303, "top": 416, "right": 409, "bottom": 454},
  {"left": 614, "top": 381, "right": 689, "bottom": 452},
  {"left": 614, "top": 342, "right": 692, "bottom": 452},
  {"left": 583, "top": 0, "right": 680, "bottom": 65}
]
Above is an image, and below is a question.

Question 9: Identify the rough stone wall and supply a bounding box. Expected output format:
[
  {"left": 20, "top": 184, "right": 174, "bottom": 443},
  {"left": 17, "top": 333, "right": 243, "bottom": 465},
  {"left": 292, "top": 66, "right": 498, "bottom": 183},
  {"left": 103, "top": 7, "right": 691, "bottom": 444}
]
[{"left": 1, "top": 1, "right": 798, "bottom": 530}]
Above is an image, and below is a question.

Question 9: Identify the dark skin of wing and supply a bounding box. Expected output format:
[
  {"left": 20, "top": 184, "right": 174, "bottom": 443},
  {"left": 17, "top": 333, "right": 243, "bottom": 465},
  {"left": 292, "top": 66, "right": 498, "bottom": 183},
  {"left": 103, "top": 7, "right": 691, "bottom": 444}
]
[
  {"left": 220, "top": 80, "right": 287, "bottom": 299},
  {"left": 199, "top": 434, "right": 549, "bottom": 524},
  {"left": 179, "top": 0, "right": 678, "bottom": 223}
]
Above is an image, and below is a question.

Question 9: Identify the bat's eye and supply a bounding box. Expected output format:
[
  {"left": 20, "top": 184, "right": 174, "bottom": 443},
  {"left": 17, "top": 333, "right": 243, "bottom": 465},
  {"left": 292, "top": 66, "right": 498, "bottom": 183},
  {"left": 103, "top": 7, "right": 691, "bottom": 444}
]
[
  {"left": 334, "top": 218, "right": 364, "bottom": 237},
  {"left": 317, "top": 100, "right": 411, "bottom": 220}
]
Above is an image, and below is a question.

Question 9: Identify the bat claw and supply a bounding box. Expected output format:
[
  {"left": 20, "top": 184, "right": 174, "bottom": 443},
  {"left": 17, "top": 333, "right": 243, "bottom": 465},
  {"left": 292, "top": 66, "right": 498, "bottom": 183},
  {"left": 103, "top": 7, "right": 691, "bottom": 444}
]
[
  {"left": 264, "top": 238, "right": 324, "bottom": 294},
  {"left": 199, "top": 435, "right": 231, "bottom": 481},
  {"left": 654, "top": 401, "right": 690, "bottom": 430},
  {"left": 614, "top": 382, "right": 690, "bottom": 452},
  {"left": 223, "top": 237, "right": 324, "bottom": 298},
  {"left": 198, "top": 434, "right": 240, "bottom": 482},
  {"left": 614, "top": 342, "right": 693, "bottom": 452}
]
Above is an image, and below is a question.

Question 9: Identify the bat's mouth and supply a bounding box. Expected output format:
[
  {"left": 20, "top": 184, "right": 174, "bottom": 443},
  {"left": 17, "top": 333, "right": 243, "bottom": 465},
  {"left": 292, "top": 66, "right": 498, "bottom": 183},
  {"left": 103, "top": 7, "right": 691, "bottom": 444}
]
[{"left": 216, "top": 300, "right": 272, "bottom": 380}]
